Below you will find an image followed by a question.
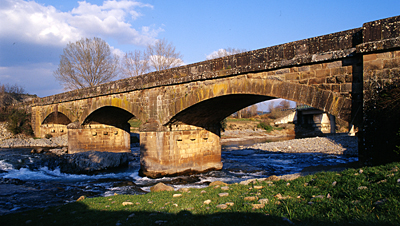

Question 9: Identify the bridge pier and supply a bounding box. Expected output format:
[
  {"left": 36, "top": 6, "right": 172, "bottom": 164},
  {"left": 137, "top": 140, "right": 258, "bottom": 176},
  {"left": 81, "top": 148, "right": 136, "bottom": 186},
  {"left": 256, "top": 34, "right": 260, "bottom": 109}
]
[
  {"left": 139, "top": 125, "right": 223, "bottom": 178},
  {"left": 67, "top": 123, "right": 131, "bottom": 154}
]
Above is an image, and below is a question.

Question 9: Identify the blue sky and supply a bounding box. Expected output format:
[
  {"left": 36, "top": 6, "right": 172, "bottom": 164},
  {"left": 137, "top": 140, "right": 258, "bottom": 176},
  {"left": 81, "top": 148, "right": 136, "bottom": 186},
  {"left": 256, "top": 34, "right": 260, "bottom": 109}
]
[{"left": 1, "top": 0, "right": 399, "bottom": 107}]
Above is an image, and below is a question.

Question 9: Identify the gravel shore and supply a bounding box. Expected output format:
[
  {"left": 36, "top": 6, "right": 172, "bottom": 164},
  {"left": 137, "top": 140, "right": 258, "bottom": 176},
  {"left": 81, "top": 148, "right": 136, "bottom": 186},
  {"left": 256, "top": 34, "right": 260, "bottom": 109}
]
[
  {"left": 0, "top": 135, "right": 68, "bottom": 148},
  {"left": 248, "top": 135, "right": 358, "bottom": 156}
]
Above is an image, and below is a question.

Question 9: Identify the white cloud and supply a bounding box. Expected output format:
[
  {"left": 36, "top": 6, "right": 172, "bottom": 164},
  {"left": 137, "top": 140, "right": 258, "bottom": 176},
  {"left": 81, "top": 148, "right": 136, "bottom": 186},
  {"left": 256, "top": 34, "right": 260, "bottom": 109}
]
[
  {"left": 206, "top": 48, "right": 246, "bottom": 60},
  {"left": 0, "top": 0, "right": 163, "bottom": 97},
  {"left": 0, "top": 0, "right": 161, "bottom": 48}
]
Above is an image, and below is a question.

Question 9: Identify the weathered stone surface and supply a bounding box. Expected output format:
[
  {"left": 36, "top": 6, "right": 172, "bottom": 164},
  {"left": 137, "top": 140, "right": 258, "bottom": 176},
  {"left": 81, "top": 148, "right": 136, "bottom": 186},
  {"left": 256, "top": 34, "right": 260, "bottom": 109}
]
[
  {"left": 216, "top": 204, "right": 228, "bottom": 209},
  {"left": 59, "top": 151, "right": 129, "bottom": 174},
  {"left": 150, "top": 183, "right": 174, "bottom": 192},
  {"left": 266, "top": 175, "right": 280, "bottom": 181},
  {"left": 218, "top": 193, "right": 229, "bottom": 197},
  {"left": 139, "top": 127, "right": 223, "bottom": 178},
  {"left": 178, "top": 188, "right": 190, "bottom": 193},
  {"left": 122, "top": 202, "right": 134, "bottom": 206},
  {"left": 244, "top": 196, "right": 258, "bottom": 201},
  {"left": 24, "top": 16, "right": 400, "bottom": 176},
  {"left": 259, "top": 199, "right": 269, "bottom": 205},
  {"left": 209, "top": 181, "right": 228, "bottom": 187},
  {"left": 251, "top": 204, "right": 265, "bottom": 209}
]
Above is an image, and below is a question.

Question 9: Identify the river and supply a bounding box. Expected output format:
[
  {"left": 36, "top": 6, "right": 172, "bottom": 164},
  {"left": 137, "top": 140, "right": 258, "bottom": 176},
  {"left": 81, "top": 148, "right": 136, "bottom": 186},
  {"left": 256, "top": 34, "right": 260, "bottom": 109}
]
[{"left": 0, "top": 138, "right": 357, "bottom": 215}]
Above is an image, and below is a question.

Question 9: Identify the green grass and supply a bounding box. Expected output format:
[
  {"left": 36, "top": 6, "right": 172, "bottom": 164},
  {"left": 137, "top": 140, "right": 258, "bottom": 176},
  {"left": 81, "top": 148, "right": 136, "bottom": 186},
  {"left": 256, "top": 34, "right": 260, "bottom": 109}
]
[{"left": 2, "top": 162, "right": 400, "bottom": 225}]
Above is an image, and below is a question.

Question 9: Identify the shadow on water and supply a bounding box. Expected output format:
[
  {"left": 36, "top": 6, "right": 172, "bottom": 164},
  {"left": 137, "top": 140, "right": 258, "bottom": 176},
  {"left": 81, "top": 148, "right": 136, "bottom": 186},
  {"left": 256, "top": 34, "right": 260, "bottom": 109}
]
[{"left": 0, "top": 201, "right": 394, "bottom": 226}]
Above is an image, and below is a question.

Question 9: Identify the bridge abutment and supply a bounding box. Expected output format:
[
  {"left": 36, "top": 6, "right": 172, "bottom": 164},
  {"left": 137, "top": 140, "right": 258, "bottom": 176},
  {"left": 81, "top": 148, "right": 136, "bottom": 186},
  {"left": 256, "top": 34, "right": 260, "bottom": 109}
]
[{"left": 139, "top": 125, "right": 222, "bottom": 178}]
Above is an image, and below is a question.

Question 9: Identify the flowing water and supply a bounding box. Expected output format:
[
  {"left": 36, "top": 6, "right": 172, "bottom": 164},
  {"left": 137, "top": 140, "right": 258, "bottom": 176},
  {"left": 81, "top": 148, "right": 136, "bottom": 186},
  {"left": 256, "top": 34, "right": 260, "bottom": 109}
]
[{"left": 0, "top": 139, "right": 357, "bottom": 215}]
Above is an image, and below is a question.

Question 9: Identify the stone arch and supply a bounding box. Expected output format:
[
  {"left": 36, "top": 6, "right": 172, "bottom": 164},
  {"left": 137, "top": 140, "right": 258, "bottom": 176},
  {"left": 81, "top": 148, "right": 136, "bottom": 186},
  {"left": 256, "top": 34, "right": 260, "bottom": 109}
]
[
  {"left": 165, "top": 74, "right": 351, "bottom": 126},
  {"left": 78, "top": 96, "right": 142, "bottom": 125},
  {"left": 42, "top": 111, "right": 72, "bottom": 125},
  {"left": 167, "top": 94, "right": 275, "bottom": 127},
  {"left": 39, "top": 107, "right": 73, "bottom": 137},
  {"left": 40, "top": 105, "right": 76, "bottom": 126},
  {"left": 82, "top": 106, "right": 135, "bottom": 130}
]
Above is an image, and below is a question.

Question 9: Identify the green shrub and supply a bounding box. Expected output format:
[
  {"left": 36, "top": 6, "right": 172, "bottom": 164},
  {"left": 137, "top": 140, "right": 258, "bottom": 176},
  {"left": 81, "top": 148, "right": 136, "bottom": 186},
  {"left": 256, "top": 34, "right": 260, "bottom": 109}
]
[
  {"left": 128, "top": 118, "right": 142, "bottom": 128},
  {"left": 6, "top": 108, "right": 33, "bottom": 136},
  {"left": 257, "top": 122, "right": 274, "bottom": 132}
]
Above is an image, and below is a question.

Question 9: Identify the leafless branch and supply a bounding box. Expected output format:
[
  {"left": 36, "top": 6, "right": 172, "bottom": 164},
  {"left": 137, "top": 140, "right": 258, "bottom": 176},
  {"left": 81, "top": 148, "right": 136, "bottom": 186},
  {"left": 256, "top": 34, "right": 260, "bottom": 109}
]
[{"left": 54, "top": 37, "right": 119, "bottom": 90}]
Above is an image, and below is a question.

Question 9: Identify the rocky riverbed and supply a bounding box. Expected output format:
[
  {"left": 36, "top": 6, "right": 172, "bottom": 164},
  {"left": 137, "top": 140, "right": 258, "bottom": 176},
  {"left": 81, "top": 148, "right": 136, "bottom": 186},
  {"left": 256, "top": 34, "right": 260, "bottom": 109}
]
[
  {"left": 0, "top": 127, "right": 359, "bottom": 216},
  {"left": 238, "top": 135, "right": 358, "bottom": 156}
]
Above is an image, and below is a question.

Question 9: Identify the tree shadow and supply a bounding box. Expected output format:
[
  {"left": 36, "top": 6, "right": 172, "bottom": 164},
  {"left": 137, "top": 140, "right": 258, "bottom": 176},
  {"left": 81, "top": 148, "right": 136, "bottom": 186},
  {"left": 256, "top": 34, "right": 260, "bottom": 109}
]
[{"left": 1, "top": 201, "right": 395, "bottom": 226}]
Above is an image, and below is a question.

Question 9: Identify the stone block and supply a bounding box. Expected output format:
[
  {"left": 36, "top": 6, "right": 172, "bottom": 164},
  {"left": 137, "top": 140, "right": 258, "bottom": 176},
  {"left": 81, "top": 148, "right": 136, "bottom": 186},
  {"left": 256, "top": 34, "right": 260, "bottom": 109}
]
[
  {"left": 284, "top": 73, "right": 300, "bottom": 81},
  {"left": 326, "top": 61, "right": 342, "bottom": 69},
  {"left": 316, "top": 69, "right": 331, "bottom": 78},
  {"left": 309, "top": 77, "right": 326, "bottom": 85},
  {"left": 363, "top": 54, "right": 377, "bottom": 62},
  {"left": 331, "top": 67, "right": 348, "bottom": 76},
  {"left": 364, "top": 59, "right": 384, "bottom": 71},
  {"left": 340, "top": 83, "right": 352, "bottom": 93},
  {"left": 383, "top": 58, "right": 400, "bottom": 69}
]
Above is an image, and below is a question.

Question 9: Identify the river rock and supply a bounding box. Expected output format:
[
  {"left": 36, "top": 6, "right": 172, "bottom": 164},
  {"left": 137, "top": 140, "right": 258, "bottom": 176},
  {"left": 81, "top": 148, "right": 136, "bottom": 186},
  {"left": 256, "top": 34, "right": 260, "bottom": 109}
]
[
  {"left": 209, "top": 181, "right": 228, "bottom": 186},
  {"left": 178, "top": 187, "right": 190, "bottom": 193},
  {"left": 216, "top": 204, "right": 228, "bottom": 209},
  {"left": 259, "top": 198, "right": 269, "bottom": 205},
  {"left": 266, "top": 175, "right": 280, "bottom": 181},
  {"left": 251, "top": 203, "right": 265, "bottom": 209},
  {"left": 218, "top": 192, "right": 229, "bottom": 197},
  {"left": 59, "top": 151, "right": 129, "bottom": 174},
  {"left": 244, "top": 196, "right": 258, "bottom": 201},
  {"left": 150, "top": 182, "right": 174, "bottom": 192},
  {"left": 47, "top": 147, "right": 68, "bottom": 155}
]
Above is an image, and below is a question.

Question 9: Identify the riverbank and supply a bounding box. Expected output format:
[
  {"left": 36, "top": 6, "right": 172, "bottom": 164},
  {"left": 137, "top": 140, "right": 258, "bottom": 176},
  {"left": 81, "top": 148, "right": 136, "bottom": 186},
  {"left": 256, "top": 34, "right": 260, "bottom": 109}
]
[{"left": 2, "top": 161, "right": 399, "bottom": 226}]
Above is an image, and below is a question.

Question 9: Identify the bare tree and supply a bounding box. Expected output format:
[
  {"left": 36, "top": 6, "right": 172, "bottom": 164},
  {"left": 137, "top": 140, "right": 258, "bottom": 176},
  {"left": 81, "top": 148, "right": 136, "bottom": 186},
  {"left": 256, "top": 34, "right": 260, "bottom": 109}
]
[
  {"left": 268, "top": 100, "right": 294, "bottom": 119},
  {"left": 0, "top": 83, "right": 26, "bottom": 108},
  {"left": 206, "top": 47, "right": 247, "bottom": 60},
  {"left": 276, "top": 100, "right": 292, "bottom": 110},
  {"left": 237, "top": 104, "right": 258, "bottom": 118},
  {"left": 121, "top": 50, "right": 149, "bottom": 78},
  {"left": 146, "top": 38, "right": 183, "bottom": 72},
  {"left": 54, "top": 37, "right": 119, "bottom": 90}
]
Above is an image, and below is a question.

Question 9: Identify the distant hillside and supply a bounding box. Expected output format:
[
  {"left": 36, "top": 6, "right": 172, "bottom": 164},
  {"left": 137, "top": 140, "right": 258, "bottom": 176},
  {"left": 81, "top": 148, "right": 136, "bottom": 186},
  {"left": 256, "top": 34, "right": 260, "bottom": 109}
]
[{"left": 0, "top": 92, "right": 37, "bottom": 107}]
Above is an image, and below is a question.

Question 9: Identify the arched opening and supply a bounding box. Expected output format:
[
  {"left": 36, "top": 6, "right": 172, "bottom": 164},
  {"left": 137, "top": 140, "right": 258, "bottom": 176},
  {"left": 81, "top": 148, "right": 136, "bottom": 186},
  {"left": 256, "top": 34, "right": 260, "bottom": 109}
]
[
  {"left": 83, "top": 106, "right": 134, "bottom": 131},
  {"left": 168, "top": 93, "right": 340, "bottom": 138},
  {"left": 69, "top": 106, "right": 135, "bottom": 154},
  {"left": 41, "top": 112, "right": 71, "bottom": 137},
  {"left": 168, "top": 94, "right": 275, "bottom": 127},
  {"left": 42, "top": 112, "right": 71, "bottom": 125}
]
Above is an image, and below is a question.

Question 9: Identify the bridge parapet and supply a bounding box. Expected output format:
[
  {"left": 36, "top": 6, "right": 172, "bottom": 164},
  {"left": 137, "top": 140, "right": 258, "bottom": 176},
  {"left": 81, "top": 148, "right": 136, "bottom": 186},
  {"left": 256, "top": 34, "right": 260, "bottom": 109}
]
[{"left": 29, "top": 16, "right": 399, "bottom": 108}]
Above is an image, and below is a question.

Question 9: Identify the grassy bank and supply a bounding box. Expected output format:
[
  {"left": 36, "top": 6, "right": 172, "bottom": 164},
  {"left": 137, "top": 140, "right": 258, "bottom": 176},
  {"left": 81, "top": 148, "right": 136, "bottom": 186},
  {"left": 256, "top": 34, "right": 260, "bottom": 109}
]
[{"left": 2, "top": 162, "right": 400, "bottom": 226}]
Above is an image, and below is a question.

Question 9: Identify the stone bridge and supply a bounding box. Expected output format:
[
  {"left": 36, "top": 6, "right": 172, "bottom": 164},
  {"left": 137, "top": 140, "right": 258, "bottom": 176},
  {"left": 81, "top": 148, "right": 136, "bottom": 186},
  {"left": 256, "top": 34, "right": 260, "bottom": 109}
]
[{"left": 29, "top": 16, "right": 400, "bottom": 178}]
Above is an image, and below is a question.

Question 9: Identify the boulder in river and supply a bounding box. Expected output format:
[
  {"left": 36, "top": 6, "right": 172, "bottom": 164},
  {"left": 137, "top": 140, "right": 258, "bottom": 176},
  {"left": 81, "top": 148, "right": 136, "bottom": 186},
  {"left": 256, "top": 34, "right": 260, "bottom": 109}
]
[{"left": 59, "top": 150, "right": 129, "bottom": 174}]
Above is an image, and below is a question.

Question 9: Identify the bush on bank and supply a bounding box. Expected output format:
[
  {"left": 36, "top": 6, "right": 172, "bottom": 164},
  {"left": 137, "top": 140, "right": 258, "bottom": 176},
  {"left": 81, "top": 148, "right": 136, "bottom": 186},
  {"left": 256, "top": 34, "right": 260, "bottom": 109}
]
[
  {"left": 1, "top": 162, "right": 400, "bottom": 226},
  {"left": 4, "top": 108, "right": 33, "bottom": 136}
]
